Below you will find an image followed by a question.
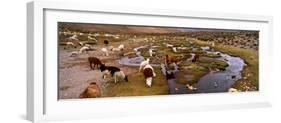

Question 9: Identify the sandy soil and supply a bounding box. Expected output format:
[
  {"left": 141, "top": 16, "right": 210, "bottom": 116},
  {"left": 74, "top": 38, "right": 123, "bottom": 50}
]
[{"left": 58, "top": 42, "right": 139, "bottom": 99}]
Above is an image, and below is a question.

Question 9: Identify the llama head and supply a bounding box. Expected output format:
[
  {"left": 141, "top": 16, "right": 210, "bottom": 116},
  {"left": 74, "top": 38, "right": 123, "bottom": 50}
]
[
  {"left": 146, "top": 58, "right": 150, "bottom": 62},
  {"left": 99, "top": 64, "right": 106, "bottom": 72},
  {"left": 125, "top": 75, "right": 129, "bottom": 82},
  {"left": 109, "top": 46, "right": 114, "bottom": 51}
]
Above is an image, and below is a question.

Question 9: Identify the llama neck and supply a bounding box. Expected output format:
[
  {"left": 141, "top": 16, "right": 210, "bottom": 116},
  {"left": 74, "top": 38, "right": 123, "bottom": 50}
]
[
  {"left": 146, "top": 59, "right": 150, "bottom": 63},
  {"left": 120, "top": 71, "right": 125, "bottom": 79}
]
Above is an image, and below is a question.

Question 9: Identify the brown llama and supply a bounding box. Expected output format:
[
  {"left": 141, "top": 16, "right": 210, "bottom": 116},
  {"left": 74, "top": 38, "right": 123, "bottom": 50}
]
[
  {"left": 88, "top": 56, "right": 102, "bottom": 70},
  {"left": 165, "top": 55, "right": 179, "bottom": 65},
  {"left": 79, "top": 82, "right": 101, "bottom": 98},
  {"left": 142, "top": 64, "right": 156, "bottom": 87}
]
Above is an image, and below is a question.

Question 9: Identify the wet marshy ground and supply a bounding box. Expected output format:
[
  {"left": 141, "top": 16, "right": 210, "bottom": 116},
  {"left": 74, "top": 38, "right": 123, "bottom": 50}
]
[{"left": 119, "top": 44, "right": 246, "bottom": 94}]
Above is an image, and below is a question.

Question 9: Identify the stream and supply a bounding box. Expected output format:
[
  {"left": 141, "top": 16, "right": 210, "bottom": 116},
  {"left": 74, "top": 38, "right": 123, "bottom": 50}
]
[{"left": 193, "top": 52, "right": 245, "bottom": 93}]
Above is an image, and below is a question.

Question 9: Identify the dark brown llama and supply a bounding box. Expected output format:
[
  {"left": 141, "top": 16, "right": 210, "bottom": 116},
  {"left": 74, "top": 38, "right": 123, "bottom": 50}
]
[
  {"left": 88, "top": 56, "right": 102, "bottom": 70},
  {"left": 165, "top": 55, "right": 179, "bottom": 65}
]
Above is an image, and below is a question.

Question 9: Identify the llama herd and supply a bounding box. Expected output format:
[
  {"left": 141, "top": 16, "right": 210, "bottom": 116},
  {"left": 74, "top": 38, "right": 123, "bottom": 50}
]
[
  {"left": 80, "top": 55, "right": 159, "bottom": 98},
  {"left": 66, "top": 38, "right": 124, "bottom": 58},
  {"left": 88, "top": 55, "right": 129, "bottom": 84},
  {"left": 80, "top": 55, "right": 129, "bottom": 98},
  {"left": 61, "top": 34, "right": 237, "bottom": 99},
  {"left": 77, "top": 42, "right": 202, "bottom": 98}
]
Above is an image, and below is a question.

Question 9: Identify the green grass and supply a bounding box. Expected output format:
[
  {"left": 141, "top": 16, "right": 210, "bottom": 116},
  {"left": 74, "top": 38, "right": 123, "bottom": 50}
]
[
  {"left": 103, "top": 38, "right": 258, "bottom": 96},
  {"left": 104, "top": 68, "right": 169, "bottom": 97},
  {"left": 199, "top": 59, "right": 229, "bottom": 71},
  {"left": 192, "top": 39, "right": 259, "bottom": 88},
  {"left": 140, "top": 50, "right": 150, "bottom": 58},
  {"left": 200, "top": 52, "right": 221, "bottom": 58},
  {"left": 176, "top": 64, "right": 209, "bottom": 85},
  {"left": 214, "top": 45, "right": 258, "bottom": 87},
  {"left": 178, "top": 61, "right": 193, "bottom": 67}
]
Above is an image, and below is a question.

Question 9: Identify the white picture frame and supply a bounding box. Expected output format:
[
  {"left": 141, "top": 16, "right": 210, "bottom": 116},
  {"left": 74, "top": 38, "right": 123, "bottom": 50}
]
[{"left": 27, "top": 0, "right": 273, "bottom": 122}]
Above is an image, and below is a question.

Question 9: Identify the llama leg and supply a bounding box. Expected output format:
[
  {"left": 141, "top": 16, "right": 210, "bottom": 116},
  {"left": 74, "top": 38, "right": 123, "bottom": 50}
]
[
  {"left": 90, "top": 63, "right": 93, "bottom": 70},
  {"left": 139, "top": 66, "right": 142, "bottom": 72},
  {"left": 114, "top": 75, "right": 117, "bottom": 83}
]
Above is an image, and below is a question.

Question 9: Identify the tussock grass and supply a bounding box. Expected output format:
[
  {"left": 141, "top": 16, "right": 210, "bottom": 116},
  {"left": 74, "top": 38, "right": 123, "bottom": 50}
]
[
  {"left": 193, "top": 39, "right": 259, "bottom": 88},
  {"left": 105, "top": 68, "right": 169, "bottom": 97}
]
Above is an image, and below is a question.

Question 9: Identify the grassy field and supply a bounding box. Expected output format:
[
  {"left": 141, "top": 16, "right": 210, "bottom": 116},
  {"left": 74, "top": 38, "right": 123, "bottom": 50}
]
[
  {"left": 103, "top": 38, "right": 243, "bottom": 96},
  {"left": 192, "top": 39, "right": 259, "bottom": 90},
  {"left": 105, "top": 68, "right": 169, "bottom": 97}
]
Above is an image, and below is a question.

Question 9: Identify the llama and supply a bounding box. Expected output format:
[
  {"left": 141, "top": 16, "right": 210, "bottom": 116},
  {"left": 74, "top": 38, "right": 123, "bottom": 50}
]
[
  {"left": 79, "top": 46, "right": 90, "bottom": 54},
  {"left": 109, "top": 45, "right": 123, "bottom": 52},
  {"left": 65, "top": 42, "right": 76, "bottom": 49},
  {"left": 143, "top": 64, "right": 156, "bottom": 87},
  {"left": 87, "top": 35, "right": 95, "bottom": 40},
  {"left": 172, "top": 47, "right": 177, "bottom": 53},
  {"left": 186, "top": 84, "right": 198, "bottom": 91},
  {"left": 211, "top": 42, "right": 215, "bottom": 47},
  {"left": 69, "top": 35, "right": 78, "bottom": 41},
  {"left": 99, "top": 64, "right": 128, "bottom": 83},
  {"left": 70, "top": 51, "right": 79, "bottom": 57},
  {"left": 139, "top": 58, "right": 150, "bottom": 72},
  {"left": 79, "top": 32, "right": 84, "bottom": 36},
  {"left": 84, "top": 44, "right": 92, "bottom": 48},
  {"left": 78, "top": 42, "right": 84, "bottom": 46},
  {"left": 113, "top": 71, "right": 128, "bottom": 83},
  {"left": 88, "top": 57, "right": 102, "bottom": 70},
  {"left": 166, "top": 43, "right": 173, "bottom": 48},
  {"left": 79, "top": 82, "right": 101, "bottom": 98},
  {"left": 165, "top": 55, "right": 179, "bottom": 65},
  {"left": 88, "top": 36, "right": 98, "bottom": 43},
  {"left": 191, "top": 53, "right": 199, "bottom": 62},
  {"left": 110, "top": 47, "right": 121, "bottom": 52},
  {"left": 66, "top": 41, "right": 75, "bottom": 46},
  {"left": 104, "top": 40, "right": 109, "bottom": 45},
  {"left": 101, "top": 48, "right": 109, "bottom": 56},
  {"left": 148, "top": 49, "right": 154, "bottom": 57},
  {"left": 118, "top": 44, "right": 124, "bottom": 51},
  {"left": 228, "top": 88, "right": 238, "bottom": 92},
  {"left": 177, "top": 47, "right": 188, "bottom": 50},
  {"left": 79, "top": 42, "right": 92, "bottom": 47}
]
